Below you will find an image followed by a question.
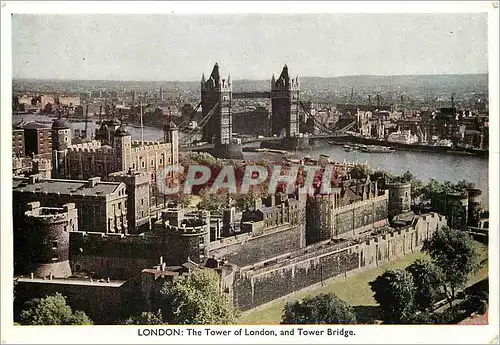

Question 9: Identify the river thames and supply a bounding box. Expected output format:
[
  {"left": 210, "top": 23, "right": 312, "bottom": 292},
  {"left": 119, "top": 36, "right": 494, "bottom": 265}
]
[{"left": 13, "top": 115, "right": 490, "bottom": 208}]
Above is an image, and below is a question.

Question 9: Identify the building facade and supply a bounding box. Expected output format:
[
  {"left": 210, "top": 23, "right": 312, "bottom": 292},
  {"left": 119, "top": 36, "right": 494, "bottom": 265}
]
[{"left": 13, "top": 175, "right": 128, "bottom": 234}]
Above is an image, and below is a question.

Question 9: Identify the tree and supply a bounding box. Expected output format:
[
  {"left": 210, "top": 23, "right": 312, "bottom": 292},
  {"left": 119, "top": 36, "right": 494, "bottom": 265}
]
[
  {"left": 349, "top": 165, "right": 371, "bottom": 180},
  {"left": 121, "top": 310, "right": 165, "bottom": 325},
  {"left": 281, "top": 293, "right": 356, "bottom": 324},
  {"left": 19, "top": 293, "right": 92, "bottom": 325},
  {"left": 422, "top": 227, "right": 480, "bottom": 310},
  {"left": 43, "top": 102, "right": 53, "bottom": 114},
  {"left": 370, "top": 269, "right": 415, "bottom": 324},
  {"left": 197, "top": 188, "right": 228, "bottom": 215},
  {"left": 406, "top": 259, "right": 443, "bottom": 312},
  {"left": 159, "top": 269, "right": 238, "bottom": 324}
]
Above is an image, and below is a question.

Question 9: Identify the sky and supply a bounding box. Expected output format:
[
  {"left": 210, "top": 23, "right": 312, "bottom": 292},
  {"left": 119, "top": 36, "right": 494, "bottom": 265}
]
[{"left": 11, "top": 13, "right": 488, "bottom": 81}]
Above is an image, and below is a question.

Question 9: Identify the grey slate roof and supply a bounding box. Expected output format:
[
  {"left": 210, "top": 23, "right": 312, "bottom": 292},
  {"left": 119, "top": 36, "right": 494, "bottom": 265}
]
[{"left": 13, "top": 177, "right": 122, "bottom": 197}]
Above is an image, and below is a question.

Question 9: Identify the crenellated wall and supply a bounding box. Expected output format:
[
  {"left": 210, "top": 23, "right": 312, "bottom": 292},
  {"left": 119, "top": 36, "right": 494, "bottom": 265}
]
[
  {"left": 206, "top": 223, "right": 305, "bottom": 267},
  {"left": 232, "top": 212, "right": 446, "bottom": 311}
]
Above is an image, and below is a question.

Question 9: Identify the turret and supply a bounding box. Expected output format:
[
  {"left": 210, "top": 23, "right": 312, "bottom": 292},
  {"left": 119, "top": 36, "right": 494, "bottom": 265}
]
[
  {"left": 271, "top": 64, "right": 300, "bottom": 137},
  {"left": 51, "top": 114, "right": 72, "bottom": 178},
  {"left": 157, "top": 209, "right": 210, "bottom": 265},
  {"left": 163, "top": 119, "right": 179, "bottom": 167},
  {"left": 201, "top": 63, "right": 233, "bottom": 145},
  {"left": 18, "top": 202, "right": 77, "bottom": 278},
  {"left": 386, "top": 181, "right": 412, "bottom": 218},
  {"left": 114, "top": 123, "right": 132, "bottom": 171}
]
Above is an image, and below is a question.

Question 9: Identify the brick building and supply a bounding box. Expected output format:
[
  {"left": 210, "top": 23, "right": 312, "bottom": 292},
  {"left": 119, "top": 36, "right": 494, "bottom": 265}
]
[
  {"left": 15, "top": 121, "right": 52, "bottom": 157},
  {"left": 12, "top": 128, "right": 25, "bottom": 157}
]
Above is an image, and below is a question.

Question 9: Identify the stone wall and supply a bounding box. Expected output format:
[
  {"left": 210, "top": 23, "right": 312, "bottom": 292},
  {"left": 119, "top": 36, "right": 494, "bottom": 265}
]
[
  {"left": 207, "top": 224, "right": 305, "bottom": 267},
  {"left": 14, "top": 277, "right": 138, "bottom": 324},
  {"left": 232, "top": 212, "right": 446, "bottom": 311},
  {"left": 334, "top": 193, "right": 388, "bottom": 238}
]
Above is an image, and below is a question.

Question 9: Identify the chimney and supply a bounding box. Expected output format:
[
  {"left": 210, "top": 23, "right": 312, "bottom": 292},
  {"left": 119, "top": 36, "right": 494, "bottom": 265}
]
[
  {"left": 87, "top": 177, "right": 101, "bottom": 187},
  {"left": 28, "top": 174, "right": 41, "bottom": 185}
]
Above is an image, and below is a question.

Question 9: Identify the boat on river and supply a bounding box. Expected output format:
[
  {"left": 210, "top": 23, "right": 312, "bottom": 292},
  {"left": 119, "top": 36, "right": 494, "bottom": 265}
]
[{"left": 360, "top": 145, "right": 395, "bottom": 153}]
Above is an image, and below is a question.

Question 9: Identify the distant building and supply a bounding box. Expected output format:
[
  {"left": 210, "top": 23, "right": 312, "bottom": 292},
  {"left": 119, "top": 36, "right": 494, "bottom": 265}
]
[
  {"left": 40, "top": 95, "right": 55, "bottom": 108},
  {"left": 18, "top": 95, "right": 33, "bottom": 107},
  {"left": 12, "top": 128, "right": 25, "bottom": 157},
  {"left": 15, "top": 121, "right": 52, "bottom": 157},
  {"left": 58, "top": 96, "right": 81, "bottom": 107}
]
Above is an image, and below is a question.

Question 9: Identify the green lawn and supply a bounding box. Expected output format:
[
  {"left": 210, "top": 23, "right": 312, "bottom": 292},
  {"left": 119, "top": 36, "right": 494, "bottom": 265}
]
[{"left": 237, "top": 242, "right": 488, "bottom": 325}]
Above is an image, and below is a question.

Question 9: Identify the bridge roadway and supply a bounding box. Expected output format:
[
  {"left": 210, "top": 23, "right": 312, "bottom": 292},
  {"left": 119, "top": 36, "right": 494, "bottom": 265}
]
[{"left": 179, "top": 133, "right": 348, "bottom": 151}]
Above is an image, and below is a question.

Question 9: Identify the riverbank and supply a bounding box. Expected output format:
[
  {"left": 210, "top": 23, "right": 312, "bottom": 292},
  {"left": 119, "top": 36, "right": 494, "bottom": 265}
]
[{"left": 326, "top": 135, "right": 488, "bottom": 158}]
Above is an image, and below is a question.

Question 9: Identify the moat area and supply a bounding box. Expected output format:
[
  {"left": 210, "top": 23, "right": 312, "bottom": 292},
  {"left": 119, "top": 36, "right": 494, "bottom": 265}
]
[
  {"left": 13, "top": 114, "right": 489, "bottom": 208},
  {"left": 238, "top": 242, "right": 488, "bottom": 324}
]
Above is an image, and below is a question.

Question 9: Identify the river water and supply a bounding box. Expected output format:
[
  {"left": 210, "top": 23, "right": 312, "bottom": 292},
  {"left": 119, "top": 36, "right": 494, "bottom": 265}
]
[{"left": 13, "top": 114, "right": 490, "bottom": 208}]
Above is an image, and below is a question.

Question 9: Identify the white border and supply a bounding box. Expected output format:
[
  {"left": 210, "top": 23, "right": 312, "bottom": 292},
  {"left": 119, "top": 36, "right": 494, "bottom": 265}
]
[{"left": 1, "top": 1, "right": 498, "bottom": 344}]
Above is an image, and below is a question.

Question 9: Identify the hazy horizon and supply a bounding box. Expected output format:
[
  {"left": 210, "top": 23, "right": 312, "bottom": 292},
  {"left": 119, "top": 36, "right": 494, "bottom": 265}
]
[
  {"left": 12, "top": 72, "right": 489, "bottom": 84},
  {"left": 12, "top": 13, "right": 488, "bottom": 81}
]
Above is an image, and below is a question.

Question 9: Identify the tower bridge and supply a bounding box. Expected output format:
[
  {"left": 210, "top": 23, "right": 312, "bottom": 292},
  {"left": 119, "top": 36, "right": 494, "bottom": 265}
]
[{"left": 179, "top": 63, "right": 343, "bottom": 159}]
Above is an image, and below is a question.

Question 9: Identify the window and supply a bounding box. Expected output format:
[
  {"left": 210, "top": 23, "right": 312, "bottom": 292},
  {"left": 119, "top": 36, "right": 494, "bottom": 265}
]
[
  {"left": 151, "top": 159, "right": 154, "bottom": 167},
  {"left": 118, "top": 202, "right": 121, "bottom": 210},
  {"left": 159, "top": 158, "right": 163, "bottom": 165},
  {"left": 75, "top": 264, "right": 82, "bottom": 272},
  {"left": 141, "top": 161, "right": 145, "bottom": 168},
  {"left": 132, "top": 163, "right": 136, "bottom": 169},
  {"left": 52, "top": 254, "right": 59, "bottom": 261},
  {"left": 52, "top": 241, "right": 58, "bottom": 249},
  {"left": 141, "top": 199, "right": 144, "bottom": 206}
]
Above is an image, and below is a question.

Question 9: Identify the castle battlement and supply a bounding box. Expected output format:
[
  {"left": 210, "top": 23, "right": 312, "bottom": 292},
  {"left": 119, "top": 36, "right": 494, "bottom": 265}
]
[
  {"left": 166, "top": 224, "right": 208, "bottom": 235},
  {"left": 239, "top": 238, "right": 356, "bottom": 278},
  {"left": 68, "top": 141, "right": 102, "bottom": 150},
  {"left": 108, "top": 170, "right": 150, "bottom": 185},
  {"left": 363, "top": 212, "right": 443, "bottom": 246},
  {"left": 334, "top": 190, "right": 388, "bottom": 214},
  {"left": 130, "top": 141, "right": 171, "bottom": 153},
  {"left": 70, "top": 231, "right": 158, "bottom": 244},
  {"left": 25, "top": 202, "right": 76, "bottom": 223}
]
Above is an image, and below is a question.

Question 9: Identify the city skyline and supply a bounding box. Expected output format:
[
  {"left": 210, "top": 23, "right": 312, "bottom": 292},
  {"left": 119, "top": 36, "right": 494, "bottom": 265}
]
[{"left": 12, "top": 13, "right": 488, "bottom": 81}]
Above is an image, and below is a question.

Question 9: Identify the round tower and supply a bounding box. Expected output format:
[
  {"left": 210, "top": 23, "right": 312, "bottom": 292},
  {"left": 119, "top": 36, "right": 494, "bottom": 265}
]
[
  {"left": 386, "top": 181, "right": 411, "bottom": 217},
  {"left": 159, "top": 209, "right": 209, "bottom": 265},
  {"left": 467, "top": 188, "right": 483, "bottom": 227},
  {"left": 51, "top": 116, "right": 72, "bottom": 151},
  {"left": 21, "top": 202, "right": 77, "bottom": 278},
  {"left": 51, "top": 116, "right": 72, "bottom": 178},
  {"left": 446, "top": 192, "right": 469, "bottom": 230},
  {"left": 163, "top": 120, "right": 179, "bottom": 166},
  {"left": 306, "top": 194, "right": 335, "bottom": 245}
]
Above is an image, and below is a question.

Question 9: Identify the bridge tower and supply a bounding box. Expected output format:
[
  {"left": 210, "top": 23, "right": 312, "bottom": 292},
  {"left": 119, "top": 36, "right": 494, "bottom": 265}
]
[
  {"left": 271, "top": 65, "right": 300, "bottom": 137},
  {"left": 200, "top": 63, "right": 242, "bottom": 159}
]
